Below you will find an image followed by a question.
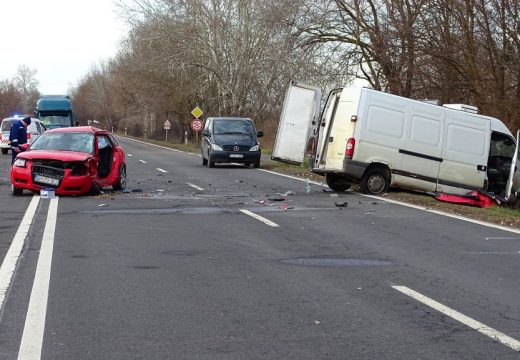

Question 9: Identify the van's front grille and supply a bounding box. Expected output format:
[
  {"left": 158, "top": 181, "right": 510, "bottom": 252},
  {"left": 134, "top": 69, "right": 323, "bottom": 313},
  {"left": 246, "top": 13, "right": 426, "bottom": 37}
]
[{"left": 222, "top": 145, "right": 249, "bottom": 152}]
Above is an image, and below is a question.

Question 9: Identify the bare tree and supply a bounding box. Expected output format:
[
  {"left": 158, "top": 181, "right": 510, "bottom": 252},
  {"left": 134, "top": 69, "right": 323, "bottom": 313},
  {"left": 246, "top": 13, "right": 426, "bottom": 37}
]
[{"left": 13, "top": 65, "right": 39, "bottom": 114}]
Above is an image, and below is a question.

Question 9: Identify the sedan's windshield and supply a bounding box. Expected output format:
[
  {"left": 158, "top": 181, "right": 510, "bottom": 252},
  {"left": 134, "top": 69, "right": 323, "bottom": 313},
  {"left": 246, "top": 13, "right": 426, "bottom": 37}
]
[
  {"left": 39, "top": 115, "right": 71, "bottom": 129},
  {"left": 213, "top": 120, "right": 254, "bottom": 135},
  {"left": 1, "top": 119, "right": 16, "bottom": 132},
  {"left": 30, "top": 132, "right": 94, "bottom": 153}
]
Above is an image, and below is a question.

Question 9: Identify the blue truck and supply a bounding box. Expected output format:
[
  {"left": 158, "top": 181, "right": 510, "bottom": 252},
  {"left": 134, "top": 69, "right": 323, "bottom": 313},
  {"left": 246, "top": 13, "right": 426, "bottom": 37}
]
[{"left": 35, "top": 95, "right": 75, "bottom": 129}]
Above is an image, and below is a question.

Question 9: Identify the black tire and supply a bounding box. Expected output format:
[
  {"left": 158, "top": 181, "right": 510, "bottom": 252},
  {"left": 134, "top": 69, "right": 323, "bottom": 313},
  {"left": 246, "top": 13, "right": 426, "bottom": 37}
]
[
  {"left": 244, "top": 162, "right": 251, "bottom": 167},
  {"left": 253, "top": 160, "right": 260, "bottom": 168},
  {"left": 113, "top": 165, "right": 127, "bottom": 191},
  {"left": 360, "top": 167, "right": 390, "bottom": 195},
  {"left": 11, "top": 183, "right": 23, "bottom": 196},
  {"left": 89, "top": 181, "right": 101, "bottom": 195},
  {"left": 1, "top": 148, "right": 8, "bottom": 155},
  {"left": 209, "top": 160, "right": 215, "bottom": 168},
  {"left": 325, "top": 173, "right": 351, "bottom": 192},
  {"left": 202, "top": 156, "right": 208, "bottom": 166}
]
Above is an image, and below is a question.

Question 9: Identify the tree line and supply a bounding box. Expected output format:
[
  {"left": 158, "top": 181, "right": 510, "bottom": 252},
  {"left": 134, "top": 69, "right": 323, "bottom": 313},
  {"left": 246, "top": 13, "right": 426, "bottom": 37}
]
[
  {"left": 5, "top": 0, "right": 520, "bottom": 145},
  {"left": 0, "top": 65, "right": 40, "bottom": 117}
]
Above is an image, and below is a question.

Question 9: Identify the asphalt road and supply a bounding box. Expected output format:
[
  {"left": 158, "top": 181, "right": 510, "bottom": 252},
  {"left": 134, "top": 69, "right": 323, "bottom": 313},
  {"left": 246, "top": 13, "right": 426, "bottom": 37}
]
[{"left": 0, "top": 136, "right": 519, "bottom": 359}]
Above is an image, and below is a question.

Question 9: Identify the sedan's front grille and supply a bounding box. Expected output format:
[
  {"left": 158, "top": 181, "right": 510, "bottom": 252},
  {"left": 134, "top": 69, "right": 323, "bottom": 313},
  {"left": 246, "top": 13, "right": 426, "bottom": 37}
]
[
  {"left": 32, "top": 165, "right": 64, "bottom": 180},
  {"left": 222, "top": 145, "right": 249, "bottom": 152}
]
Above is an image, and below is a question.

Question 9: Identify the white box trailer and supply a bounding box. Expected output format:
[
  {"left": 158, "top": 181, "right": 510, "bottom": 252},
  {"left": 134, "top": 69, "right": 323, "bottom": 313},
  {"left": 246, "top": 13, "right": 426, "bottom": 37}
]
[{"left": 272, "top": 82, "right": 520, "bottom": 201}]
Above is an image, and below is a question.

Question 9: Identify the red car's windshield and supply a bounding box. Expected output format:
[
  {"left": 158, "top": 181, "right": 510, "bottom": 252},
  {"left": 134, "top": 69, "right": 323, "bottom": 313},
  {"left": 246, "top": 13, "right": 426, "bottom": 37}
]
[{"left": 30, "top": 132, "right": 94, "bottom": 154}]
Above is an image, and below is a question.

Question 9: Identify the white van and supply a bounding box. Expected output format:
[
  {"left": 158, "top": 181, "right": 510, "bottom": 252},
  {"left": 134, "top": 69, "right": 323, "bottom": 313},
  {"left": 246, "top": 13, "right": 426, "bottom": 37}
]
[{"left": 273, "top": 82, "right": 519, "bottom": 201}]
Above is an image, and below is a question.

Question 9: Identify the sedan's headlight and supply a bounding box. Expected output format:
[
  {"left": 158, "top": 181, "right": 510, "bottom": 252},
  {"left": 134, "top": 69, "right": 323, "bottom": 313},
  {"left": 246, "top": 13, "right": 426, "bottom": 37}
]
[
  {"left": 211, "top": 144, "right": 223, "bottom": 151},
  {"left": 250, "top": 145, "right": 260, "bottom": 151},
  {"left": 14, "top": 158, "right": 26, "bottom": 167}
]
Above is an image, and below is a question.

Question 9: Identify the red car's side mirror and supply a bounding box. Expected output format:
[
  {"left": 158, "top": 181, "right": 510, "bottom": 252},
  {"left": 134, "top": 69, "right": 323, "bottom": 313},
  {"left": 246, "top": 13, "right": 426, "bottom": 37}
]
[{"left": 20, "top": 143, "right": 30, "bottom": 151}]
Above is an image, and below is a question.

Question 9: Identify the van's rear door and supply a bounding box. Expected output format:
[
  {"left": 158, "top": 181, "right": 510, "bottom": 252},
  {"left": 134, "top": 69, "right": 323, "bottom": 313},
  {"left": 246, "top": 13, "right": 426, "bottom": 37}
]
[
  {"left": 505, "top": 130, "right": 519, "bottom": 200},
  {"left": 272, "top": 81, "right": 321, "bottom": 164}
]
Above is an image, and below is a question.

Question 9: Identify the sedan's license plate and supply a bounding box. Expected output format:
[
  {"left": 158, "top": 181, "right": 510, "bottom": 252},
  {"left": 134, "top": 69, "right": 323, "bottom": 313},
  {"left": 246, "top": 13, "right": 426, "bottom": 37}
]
[
  {"left": 34, "top": 175, "right": 59, "bottom": 186},
  {"left": 229, "top": 154, "right": 243, "bottom": 158}
]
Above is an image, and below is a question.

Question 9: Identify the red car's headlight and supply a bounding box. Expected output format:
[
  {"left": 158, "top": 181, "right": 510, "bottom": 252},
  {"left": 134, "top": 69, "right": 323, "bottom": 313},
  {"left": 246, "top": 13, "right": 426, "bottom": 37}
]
[
  {"left": 70, "top": 162, "right": 90, "bottom": 176},
  {"left": 13, "top": 158, "right": 27, "bottom": 168}
]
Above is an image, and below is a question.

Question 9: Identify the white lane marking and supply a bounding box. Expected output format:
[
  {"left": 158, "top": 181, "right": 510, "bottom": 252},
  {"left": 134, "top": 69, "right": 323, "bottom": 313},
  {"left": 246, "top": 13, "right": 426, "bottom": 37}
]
[
  {"left": 18, "top": 197, "right": 59, "bottom": 360},
  {"left": 0, "top": 195, "right": 40, "bottom": 311},
  {"left": 392, "top": 285, "right": 520, "bottom": 352},
  {"left": 240, "top": 209, "right": 279, "bottom": 228},
  {"left": 465, "top": 251, "right": 520, "bottom": 255},
  {"left": 118, "top": 137, "right": 520, "bottom": 234},
  {"left": 117, "top": 136, "right": 183, "bottom": 153},
  {"left": 257, "top": 169, "right": 324, "bottom": 186},
  {"left": 156, "top": 168, "right": 168, "bottom": 173},
  {"left": 139, "top": 159, "right": 147, "bottom": 164},
  {"left": 127, "top": 154, "right": 133, "bottom": 157},
  {"left": 485, "top": 237, "right": 520, "bottom": 241},
  {"left": 186, "top": 183, "right": 204, "bottom": 191}
]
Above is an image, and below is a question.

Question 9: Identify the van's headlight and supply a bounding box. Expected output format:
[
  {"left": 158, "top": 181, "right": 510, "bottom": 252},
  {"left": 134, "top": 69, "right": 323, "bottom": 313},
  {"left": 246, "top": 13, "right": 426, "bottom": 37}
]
[
  {"left": 250, "top": 145, "right": 260, "bottom": 151},
  {"left": 211, "top": 144, "right": 223, "bottom": 151},
  {"left": 14, "top": 158, "right": 26, "bottom": 167}
]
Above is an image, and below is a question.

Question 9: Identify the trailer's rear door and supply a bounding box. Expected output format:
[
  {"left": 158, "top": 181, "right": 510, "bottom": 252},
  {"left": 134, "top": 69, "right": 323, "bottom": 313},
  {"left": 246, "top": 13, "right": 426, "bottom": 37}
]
[{"left": 272, "top": 81, "right": 321, "bottom": 164}]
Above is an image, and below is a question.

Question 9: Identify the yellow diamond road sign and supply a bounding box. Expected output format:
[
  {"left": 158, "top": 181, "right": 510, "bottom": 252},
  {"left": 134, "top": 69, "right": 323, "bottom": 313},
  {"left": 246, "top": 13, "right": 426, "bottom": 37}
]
[{"left": 191, "top": 106, "right": 203, "bottom": 119}]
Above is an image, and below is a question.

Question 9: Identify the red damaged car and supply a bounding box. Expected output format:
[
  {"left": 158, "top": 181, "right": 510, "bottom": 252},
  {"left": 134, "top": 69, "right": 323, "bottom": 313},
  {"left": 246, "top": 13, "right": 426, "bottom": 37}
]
[{"left": 10, "top": 126, "right": 127, "bottom": 196}]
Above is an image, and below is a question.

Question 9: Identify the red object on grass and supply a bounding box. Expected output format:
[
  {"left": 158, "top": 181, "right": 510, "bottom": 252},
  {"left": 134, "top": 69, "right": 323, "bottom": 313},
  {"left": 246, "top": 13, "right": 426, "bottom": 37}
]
[{"left": 434, "top": 191, "right": 497, "bottom": 208}]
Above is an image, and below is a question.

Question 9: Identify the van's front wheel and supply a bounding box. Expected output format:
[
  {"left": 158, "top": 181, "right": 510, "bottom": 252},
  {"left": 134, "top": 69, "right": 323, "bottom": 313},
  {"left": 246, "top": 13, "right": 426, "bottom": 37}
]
[
  {"left": 360, "top": 168, "right": 390, "bottom": 195},
  {"left": 325, "top": 173, "right": 351, "bottom": 192}
]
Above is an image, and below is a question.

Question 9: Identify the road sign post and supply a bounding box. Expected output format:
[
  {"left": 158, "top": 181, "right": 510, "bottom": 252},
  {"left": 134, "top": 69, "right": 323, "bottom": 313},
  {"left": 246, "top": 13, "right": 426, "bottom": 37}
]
[{"left": 163, "top": 119, "right": 171, "bottom": 142}]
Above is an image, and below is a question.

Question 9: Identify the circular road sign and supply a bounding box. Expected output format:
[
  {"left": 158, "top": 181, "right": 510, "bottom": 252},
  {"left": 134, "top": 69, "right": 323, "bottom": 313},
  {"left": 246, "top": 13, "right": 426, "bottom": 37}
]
[{"left": 191, "top": 119, "right": 203, "bottom": 132}]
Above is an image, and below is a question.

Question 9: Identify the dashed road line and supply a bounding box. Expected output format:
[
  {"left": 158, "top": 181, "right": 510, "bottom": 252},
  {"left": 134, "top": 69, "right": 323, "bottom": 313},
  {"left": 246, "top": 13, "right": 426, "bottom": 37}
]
[
  {"left": 18, "top": 197, "right": 59, "bottom": 360},
  {"left": 240, "top": 209, "right": 279, "bottom": 227},
  {"left": 139, "top": 159, "right": 147, "bottom": 164},
  {"left": 392, "top": 285, "right": 520, "bottom": 352},
  {"left": 186, "top": 183, "right": 204, "bottom": 191},
  {"left": 127, "top": 154, "right": 133, "bottom": 157},
  {"left": 156, "top": 168, "right": 168, "bottom": 173},
  {"left": 0, "top": 195, "right": 40, "bottom": 312}
]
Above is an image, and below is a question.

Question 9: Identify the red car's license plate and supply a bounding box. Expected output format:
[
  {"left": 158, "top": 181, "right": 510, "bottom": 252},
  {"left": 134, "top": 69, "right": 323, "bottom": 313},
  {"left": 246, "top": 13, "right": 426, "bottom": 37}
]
[{"left": 34, "top": 175, "right": 60, "bottom": 186}]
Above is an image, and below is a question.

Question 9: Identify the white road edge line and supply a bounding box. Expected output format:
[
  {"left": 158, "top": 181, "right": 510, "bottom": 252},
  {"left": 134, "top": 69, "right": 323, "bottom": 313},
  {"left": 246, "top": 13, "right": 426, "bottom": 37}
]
[
  {"left": 392, "top": 285, "right": 520, "bottom": 352},
  {"left": 240, "top": 209, "right": 279, "bottom": 228},
  {"left": 186, "top": 183, "right": 204, "bottom": 191},
  {"left": 139, "top": 159, "right": 147, "bottom": 164},
  {"left": 0, "top": 195, "right": 40, "bottom": 312},
  {"left": 18, "top": 197, "right": 59, "bottom": 360},
  {"left": 127, "top": 154, "right": 133, "bottom": 157},
  {"left": 156, "top": 168, "right": 168, "bottom": 173},
  {"left": 117, "top": 136, "right": 520, "bottom": 234}
]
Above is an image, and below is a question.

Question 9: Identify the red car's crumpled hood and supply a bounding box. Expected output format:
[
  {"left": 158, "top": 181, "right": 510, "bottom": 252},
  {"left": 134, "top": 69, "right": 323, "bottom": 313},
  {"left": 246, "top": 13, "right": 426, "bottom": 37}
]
[{"left": 19, "top": 150, "right": 92, "bottom": 162}]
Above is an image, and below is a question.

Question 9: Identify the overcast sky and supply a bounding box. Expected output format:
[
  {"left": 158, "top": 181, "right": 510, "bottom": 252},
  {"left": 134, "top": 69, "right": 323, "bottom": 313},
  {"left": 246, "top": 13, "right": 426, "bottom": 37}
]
[{"left": 0, "top": 0, "right": 127, "bottom": 95}]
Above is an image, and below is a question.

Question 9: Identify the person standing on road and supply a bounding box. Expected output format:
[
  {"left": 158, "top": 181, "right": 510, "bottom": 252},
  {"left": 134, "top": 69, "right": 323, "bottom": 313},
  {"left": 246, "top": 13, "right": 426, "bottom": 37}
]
[{"left": 9, "top": 116, "right": 31, "bottom": 165}]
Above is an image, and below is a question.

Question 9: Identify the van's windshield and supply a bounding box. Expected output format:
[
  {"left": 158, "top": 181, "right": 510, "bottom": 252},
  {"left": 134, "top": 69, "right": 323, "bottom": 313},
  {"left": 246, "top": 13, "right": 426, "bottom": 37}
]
[
  {"left": 1, "top": 119, "right": 16, "bottom": 132},
  {"left": 213, "top": 119, "right": 254, "bottom": 135}
]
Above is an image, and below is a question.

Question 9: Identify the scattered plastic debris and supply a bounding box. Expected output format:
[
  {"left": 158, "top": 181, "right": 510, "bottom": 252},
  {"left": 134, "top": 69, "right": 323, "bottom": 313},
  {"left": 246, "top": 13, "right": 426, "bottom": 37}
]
[
  {"left": 329, "top": 193, "right": 338, "bottom": 198},
  {"left": 131, "top": 189, "right": 143, "bottom": 193},
  {"left": 98, "top": 204, "right": 109, "bottom": 207},
  {"left": 323, "top": 188, "right": 334, "bottom": 193},
  {"left": 334, "top": 201, "right": 348, "bottom": 207},
  {"left": 157, "top": 189, "right": 165, "bottom": 192},
  {"left": 122, "top": 189, "right": 131, "bottom": 193},
  {"left": 279, "top": 204, "right": 295, "bottom": 210},
  {"left": 314, "top": 320, "right": 321, "bottom": 325},
  {"left": 305, "top": 180, "right": 311, "bottom": 193},
  {"left": 236, "top": 180, "right": 244, "bottom": 183},
  {"left": 279, "top": 191, "right": 296, "bottom": 196},
  {"left": 271, "top": 197, "right": 285, "bottom": 202}
]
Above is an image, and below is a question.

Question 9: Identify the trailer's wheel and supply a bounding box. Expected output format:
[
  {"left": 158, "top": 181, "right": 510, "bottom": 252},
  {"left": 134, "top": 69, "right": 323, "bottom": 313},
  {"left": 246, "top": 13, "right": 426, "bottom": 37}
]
[
  {"left": 11, "top": 183, "right": 23, "bottom": 196},
  {"left": 325, "top": 173, "right": 351, "bottom": 192},
  {"left": 360, "top": 167, "right": 390, "bottom": 195},
  {"left": 1, "top": 148, "right": 8, "bottom": 155}
]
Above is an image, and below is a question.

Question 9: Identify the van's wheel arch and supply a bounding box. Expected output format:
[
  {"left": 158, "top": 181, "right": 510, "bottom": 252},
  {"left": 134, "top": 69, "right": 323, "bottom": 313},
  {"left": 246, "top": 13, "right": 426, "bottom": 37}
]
[
  {"left": 360, "top": 164, "right": 391, "bottom": 195},
  {"left": 325, "top": 173, "right": 351, "bottom": 192}
]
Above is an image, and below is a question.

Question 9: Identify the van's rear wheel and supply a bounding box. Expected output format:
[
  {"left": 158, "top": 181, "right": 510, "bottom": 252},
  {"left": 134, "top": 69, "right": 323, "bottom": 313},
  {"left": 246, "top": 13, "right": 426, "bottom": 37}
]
[
  {"left": 1, "top": 148, "right": 8, "bottom": 155},
  {"left": 360, "top": 168, "right": 390, "bottom": 195},
  {"left": 325, "top": 173, "right": 351, "bottom": 192}
]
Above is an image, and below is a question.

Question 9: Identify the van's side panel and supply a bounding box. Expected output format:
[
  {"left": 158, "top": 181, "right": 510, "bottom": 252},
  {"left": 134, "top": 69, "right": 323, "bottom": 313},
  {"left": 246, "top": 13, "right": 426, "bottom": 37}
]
[{"left": 437, "top": 110, "right": 490, "bottom": 194}]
